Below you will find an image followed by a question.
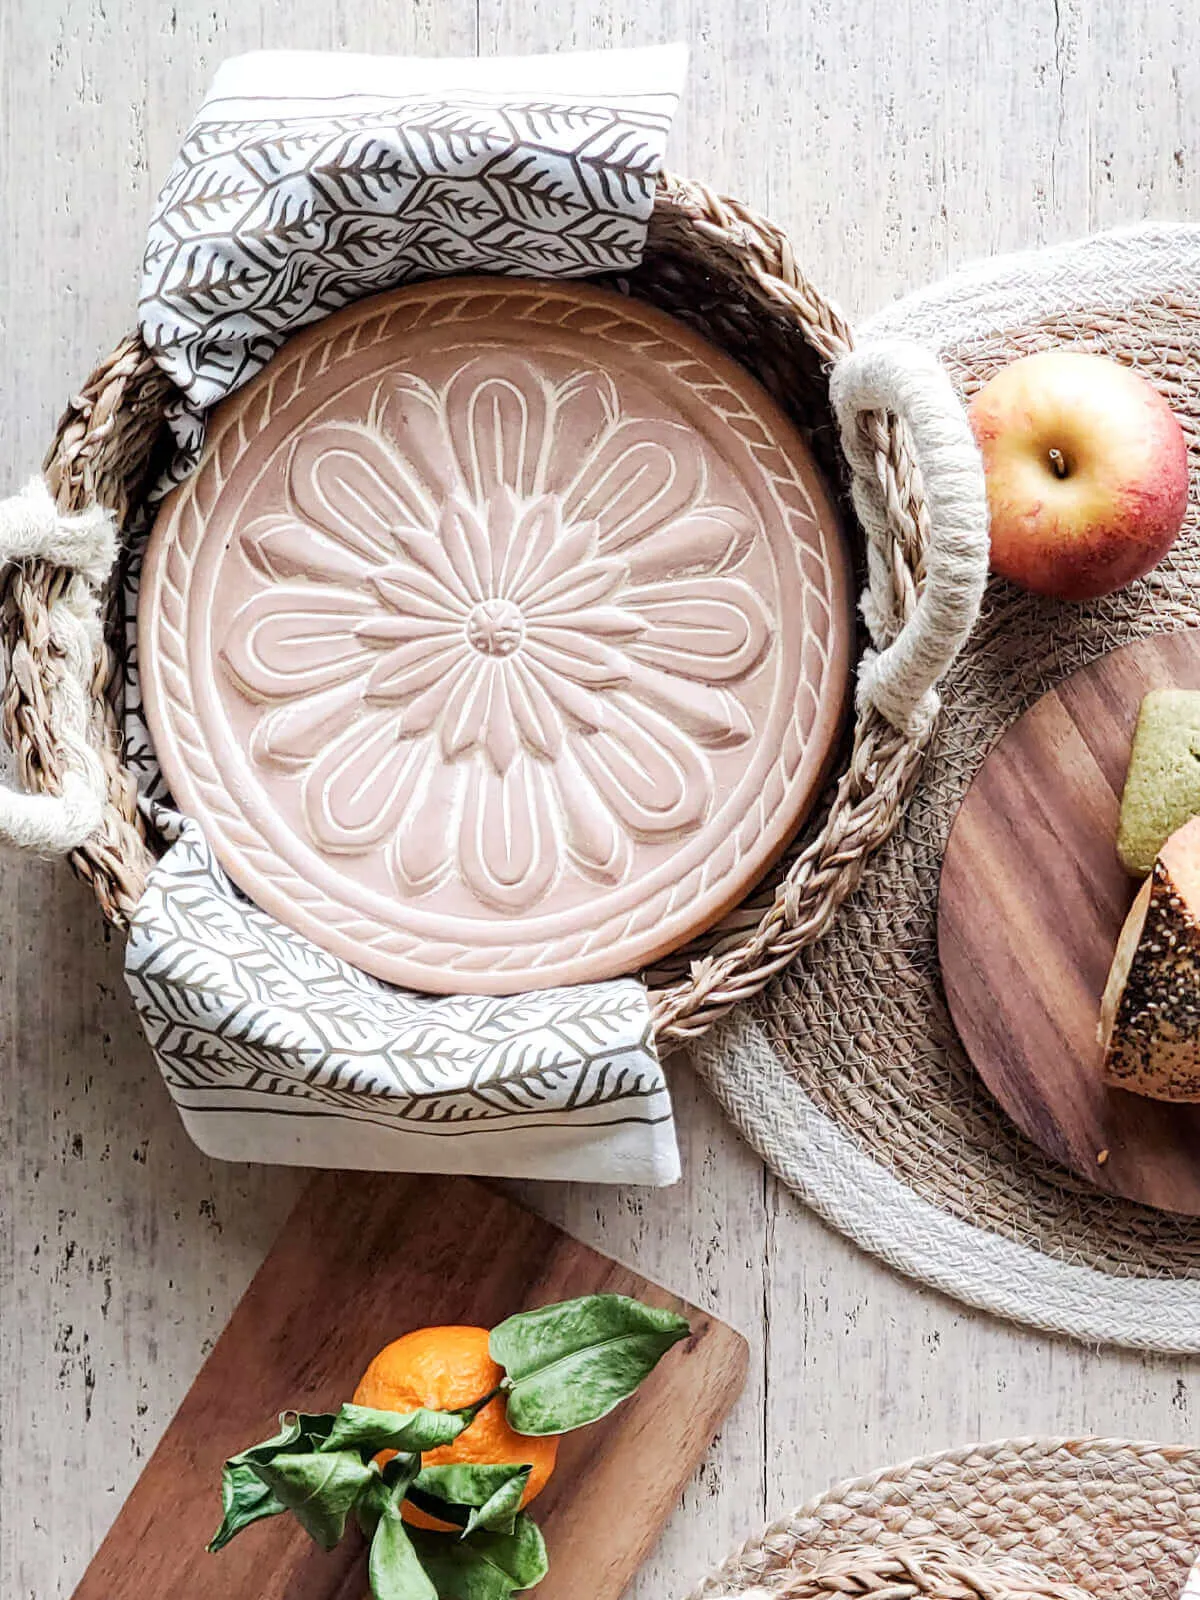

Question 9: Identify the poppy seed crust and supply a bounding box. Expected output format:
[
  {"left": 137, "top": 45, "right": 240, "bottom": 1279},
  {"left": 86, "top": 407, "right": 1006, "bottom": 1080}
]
[{"left": 1102, "top": 857, "right": 1200, "bottom": 1101}]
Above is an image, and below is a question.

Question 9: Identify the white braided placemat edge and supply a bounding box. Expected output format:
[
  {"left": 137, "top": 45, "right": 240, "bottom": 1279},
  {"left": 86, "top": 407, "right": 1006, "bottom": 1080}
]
[{"left": 691, "top": 1016, "right": 1200, "bottom": 1350}]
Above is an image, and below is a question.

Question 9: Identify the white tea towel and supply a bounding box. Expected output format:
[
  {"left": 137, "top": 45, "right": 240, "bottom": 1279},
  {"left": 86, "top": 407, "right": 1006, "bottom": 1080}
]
[
  {"left": 126, "top": 818, "right": 680, "bottom": 1185},
  {"left": 138, "top": 45, "right": 687, "bottom": 469},
  {"left": 120, "top": 48, "right": 687, "bottom": 1184}
]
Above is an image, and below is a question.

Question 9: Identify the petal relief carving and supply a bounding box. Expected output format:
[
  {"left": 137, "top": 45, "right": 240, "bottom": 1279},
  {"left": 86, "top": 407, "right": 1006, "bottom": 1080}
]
[
  {"left": 543, "top": 369, "right": 621, "bottom": 491},
  {"left": 368, "top": 373, "right": 461, "bottom": 511},
  {"left": 369, "top": 557, "right": 471, "bottom": 620},
  {"left": 521, "top": 657, "right": 611, "bottom": 735},
  {"left": 221, "top": 585, "right": 376, "bottom": 702},
  {"left": 446, "top": 356, "right": 550, "bottom": 505},
  {"left": 364, "top": 637, "right": 466, "bottom": 704},
  {"left": 250, "top": 677, "right": 365, "bottom": 770},
  {"left": 506, "top": 663, "right": 565, "bottom": 760},
  {"left": 388, "top": 752, "right": 460, "bottom": 897},
  {"left": 459, "top": 755, "right": 559, "bottom": 912},
  {"left": 439, "top": 661, "right": 497, "bottom": 762},
  {"left": 523, "top": 631, "right": 634, "bottom": 690},
  {"left": 302, "top": 713, "right": 424, "bottom": 854},
  {"left": 553, "top": 750, "right": 634, "bottom": 886},
  {"left": 568, "top": 700, "right": 712, "bottom": 842},
  {"left": 289, "top": 423, "right": 435, "bottom": 562},
  {"left": 623, "top": 578, "right": 773, "bottom": 682},
  {"left": 561, "top": 420, "right": 700, "bottom": 552},
  {"left": 217, "top": 354, "right": 780, "bottom": 911},
  {"left": 624, "top": 508, "right": 756, "bottom": 583},
  {"left": 623, "top": 662, "right": 755, "bottom": 749},
  {"left": 241, "top": 513, "right": 373, "bottom": 588}
]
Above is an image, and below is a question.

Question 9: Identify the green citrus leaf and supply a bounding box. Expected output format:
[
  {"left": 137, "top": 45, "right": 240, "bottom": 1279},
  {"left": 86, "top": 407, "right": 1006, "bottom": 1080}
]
[
  {"left": 253, "top": 1449, "right": 375, "bottom": 1549},
  {"left": 409, "top": 1463, "right": 532, "bottom": 1535},
  {"left": 357, "top": 1472, "right": 391, "bottom": 1542},
  {"left": 490, "top": 1294, "right": 691, "bottom": 1435},
  {"left": 409, "top": 1514, "right": 550, "bottom": 1598},
  {"left": 209, "top": 1410, "right": 337, "bottom": 1552},
  {"left": 290, "top": 1411, "right": 339, "bottom": 1449},
  {"left": 208, "top": 1460, "right": 286, "bottom": 1552},
  {"left": 369, "top": 1506, "right": 439, "bottom": 1600},
  {"left": 357, "top": 1455, "right": 421, "bottom": 1540},
  {"left": 321, "top": 1402, "right": 472, "bottom": 1455},
  {"left": 241, "top": 1411, "right": 338, "bottom": 1462}
]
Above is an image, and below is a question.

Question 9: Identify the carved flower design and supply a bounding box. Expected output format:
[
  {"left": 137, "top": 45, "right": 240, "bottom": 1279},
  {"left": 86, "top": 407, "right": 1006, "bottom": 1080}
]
[{"left": 221, "top": 357, "right": 773, "bottom": 911}]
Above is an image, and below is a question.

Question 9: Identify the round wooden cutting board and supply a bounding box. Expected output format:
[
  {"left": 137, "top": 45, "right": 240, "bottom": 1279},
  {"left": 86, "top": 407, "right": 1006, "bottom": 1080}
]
[{"left": 938, "top": 628, "right": 1200, "bottom": 1215}]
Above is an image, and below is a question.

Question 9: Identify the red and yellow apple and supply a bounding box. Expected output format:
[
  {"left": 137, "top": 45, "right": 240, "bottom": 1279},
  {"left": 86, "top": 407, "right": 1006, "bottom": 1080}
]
[{"left": 968, "top": 350, "right": 1189, "bottom": 601}]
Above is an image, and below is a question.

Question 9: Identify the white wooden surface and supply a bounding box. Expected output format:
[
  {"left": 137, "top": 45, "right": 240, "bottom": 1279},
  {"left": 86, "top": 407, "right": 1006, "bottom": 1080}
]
[{"left": 2, "top": 5, "right": 1198, "bottom": 1598}]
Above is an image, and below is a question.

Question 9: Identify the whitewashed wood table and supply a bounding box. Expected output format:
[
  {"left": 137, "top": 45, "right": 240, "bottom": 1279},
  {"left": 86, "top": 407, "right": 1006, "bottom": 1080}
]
[{"left": 2, "top": 5, "right": 1198, "bottom": 1598}]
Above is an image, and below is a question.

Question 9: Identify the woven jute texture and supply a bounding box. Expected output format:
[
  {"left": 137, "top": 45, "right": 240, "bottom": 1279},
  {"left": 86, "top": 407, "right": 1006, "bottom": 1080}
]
[
  {"left": 704, "top": 1542, "right": 1093, "bottom": 1600},
  {"left": 1, "top": 171, "right": 954, "bottom": 1054},
  {"left": 685, "top": 1437, "right": 1199, "bottom": 1600},
  {"left": 692, "top": 226, "right": 1200, "bottom": 1350}
]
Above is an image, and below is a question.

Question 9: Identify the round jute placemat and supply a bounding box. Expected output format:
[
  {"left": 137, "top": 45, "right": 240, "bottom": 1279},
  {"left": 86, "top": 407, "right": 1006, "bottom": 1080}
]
[
  {"left": 684, "top": 1437, "right": 1199, "bottom": 1600},
  {"left": 691, "top": 224, "right": 1200, "bottom": 1351}
]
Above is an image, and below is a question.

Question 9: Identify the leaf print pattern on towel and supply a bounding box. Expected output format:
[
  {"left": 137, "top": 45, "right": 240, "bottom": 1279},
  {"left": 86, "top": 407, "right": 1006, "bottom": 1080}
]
[
  {"left": 220, "top": 358, "right": 769, "bottom": 913},
  {"left": 139, "top": 91, "right": 679, "bottom": 415},
  {"left": 122, "top": 816, "right": 678, "bottom": 1188}
]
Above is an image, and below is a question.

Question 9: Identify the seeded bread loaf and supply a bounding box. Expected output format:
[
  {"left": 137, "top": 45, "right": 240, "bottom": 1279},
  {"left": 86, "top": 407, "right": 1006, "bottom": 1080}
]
[{"left": 1100, "top": 813, "right": 1200, "bottom": 1100}]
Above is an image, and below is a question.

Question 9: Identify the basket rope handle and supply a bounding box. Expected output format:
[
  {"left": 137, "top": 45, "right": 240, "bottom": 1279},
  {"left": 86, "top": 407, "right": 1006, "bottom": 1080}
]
[
  {"left": 830, "top": 338, "right": 990, "bottom": 738},
  {"left": 0, "top": 476, "right": 116, "bottom": 853}
]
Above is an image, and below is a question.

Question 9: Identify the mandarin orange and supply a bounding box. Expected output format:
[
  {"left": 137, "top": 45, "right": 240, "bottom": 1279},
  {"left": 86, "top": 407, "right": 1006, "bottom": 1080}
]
[{"left": 353, "top": 1325, "right": 558, "bottom": 1531}]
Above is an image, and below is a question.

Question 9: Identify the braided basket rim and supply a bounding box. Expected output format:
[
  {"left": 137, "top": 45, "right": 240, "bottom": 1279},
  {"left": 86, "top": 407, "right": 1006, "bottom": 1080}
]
[{"left": 6, "top": 171, "right": 936, "bottom": 1046}]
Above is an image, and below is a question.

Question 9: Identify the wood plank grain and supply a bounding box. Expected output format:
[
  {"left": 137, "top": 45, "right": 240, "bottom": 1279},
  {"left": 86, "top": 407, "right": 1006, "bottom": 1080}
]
[
  {"left": 69, "top": 1171, "right": 748, "bottom": 1600},
  {"left": 939, "top": 629, "right": 1200, "bottom": 1213}
]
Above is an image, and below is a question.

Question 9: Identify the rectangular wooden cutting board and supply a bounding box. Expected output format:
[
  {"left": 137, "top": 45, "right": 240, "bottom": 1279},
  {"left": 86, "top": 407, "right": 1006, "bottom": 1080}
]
[{"left": 71, "top": 1172, "right": 748, "bottom": 1600}]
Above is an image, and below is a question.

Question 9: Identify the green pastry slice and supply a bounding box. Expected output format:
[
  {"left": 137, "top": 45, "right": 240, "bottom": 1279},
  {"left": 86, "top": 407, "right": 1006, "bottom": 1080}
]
[{"left": 1117, "top": 689, "right": 1200, "bottom": 876}]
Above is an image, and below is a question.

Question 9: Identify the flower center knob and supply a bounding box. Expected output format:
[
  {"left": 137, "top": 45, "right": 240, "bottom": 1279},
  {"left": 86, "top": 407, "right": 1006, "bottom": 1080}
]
[{"left": 466, "top": 598, "right": 525, "bottom": 658}]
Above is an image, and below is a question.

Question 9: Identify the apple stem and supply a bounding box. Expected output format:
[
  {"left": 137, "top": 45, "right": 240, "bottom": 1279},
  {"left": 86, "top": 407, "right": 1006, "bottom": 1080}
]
[{"left": 1048, "top": 447, "right": 1069, "bottom": 479}]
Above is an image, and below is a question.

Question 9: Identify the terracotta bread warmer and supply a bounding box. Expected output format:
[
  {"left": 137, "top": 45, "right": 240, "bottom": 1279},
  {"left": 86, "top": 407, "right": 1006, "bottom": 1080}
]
[{"left": 2, "top": 173, "right": 983, "bottom": 1051}]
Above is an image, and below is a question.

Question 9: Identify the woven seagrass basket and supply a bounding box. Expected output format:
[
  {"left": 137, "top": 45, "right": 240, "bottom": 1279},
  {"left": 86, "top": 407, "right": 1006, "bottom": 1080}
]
[{"left": 2, "top": 173, "right": 973, "bottom": 1047}]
